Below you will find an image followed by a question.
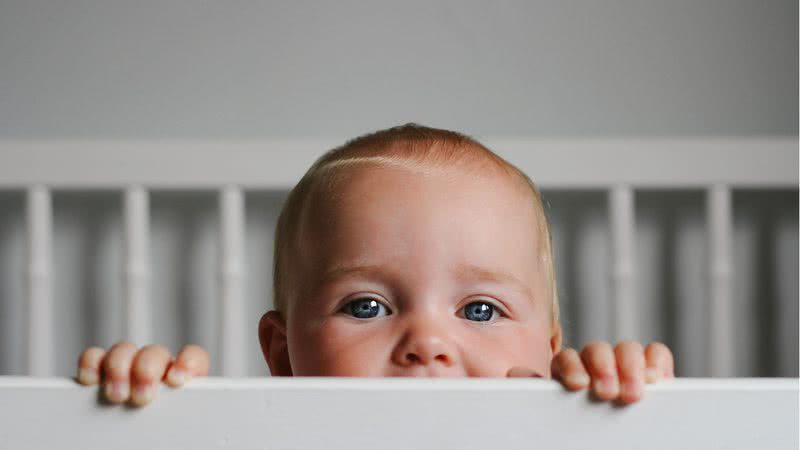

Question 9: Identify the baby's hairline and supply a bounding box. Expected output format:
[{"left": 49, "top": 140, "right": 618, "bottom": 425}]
[{"left": 311, "top": 153, "right": 537, "bottom": 206}]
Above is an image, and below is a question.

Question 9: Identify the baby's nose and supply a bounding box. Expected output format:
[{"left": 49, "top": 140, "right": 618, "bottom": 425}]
[
  {"left": 391, "top": 327, "right": 457, "bottom": 368},
  {"left": 403, "top": 347, "right": 451, "bottom": 366}
]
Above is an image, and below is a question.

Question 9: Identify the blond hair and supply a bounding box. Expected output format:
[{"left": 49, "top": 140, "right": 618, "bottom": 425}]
[{"left": 273, "top": 124, "right": 559, "bottom": 329}]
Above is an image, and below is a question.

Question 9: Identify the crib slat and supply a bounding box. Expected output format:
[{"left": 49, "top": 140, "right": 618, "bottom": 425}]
[
  {"left": 707, "top": 185, "right": 733, "bottom": 376},
  {"left": 219, "top": 186, "right": 246, "bottom": 376},
  {"left": 124, "top": 186, "right": 151, "bottom": 345},
  {"left": 26, "top": 186, "right": 53, "bottom": 376},
  {"left": 609, "top": 185, "right": 636, "bottom": 342}
]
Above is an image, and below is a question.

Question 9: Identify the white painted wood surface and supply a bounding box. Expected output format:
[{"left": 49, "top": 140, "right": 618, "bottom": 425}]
[
  {"left": 609, "top": 185, "right": 636, "bottom": 341},
  {"left": 123, "top": 186, "right": 150, "bottom": 345},
  {"left": 219, "top": 186, "right": 246, "bottom": 376},
  {"left": 707, "top": 185, "right": 733, "bottom": 377},
  {"left": 0, "top": 138, "right": 794, "bottom": 188},
  {"left": 0, "top": 378, "right": 796, "bottom": 450},
  {"left": 25, "top": 186, "right": 52, "bottom": 376}
]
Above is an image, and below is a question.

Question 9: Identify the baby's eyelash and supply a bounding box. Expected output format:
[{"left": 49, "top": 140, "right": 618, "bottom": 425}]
[
  {"left": 458, "top": 299, "right": 507, "bottom": 322},
  {"left": 338, "top": 296, "right": 392, "bottom": 319},
  {"left": 470, "top": 297, "right": 510, "bottom": 316}
]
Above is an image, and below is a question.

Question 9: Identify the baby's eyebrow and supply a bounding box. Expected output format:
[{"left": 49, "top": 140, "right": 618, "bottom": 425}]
[
  {"left": 316, "top": 264, "right": 387, "bottom": 288},
  {"left": 454, "top": 264, "right": 535, "bottom": 300},
  {"left": 314, "top": 263, "right": 534, "bottom": 299}
]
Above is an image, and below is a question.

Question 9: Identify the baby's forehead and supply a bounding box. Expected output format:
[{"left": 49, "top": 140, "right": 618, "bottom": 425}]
[
  {"left": 302, "top": 166, "right": 535, "bottom": 247},
  {"left": 300, "top": 160, "right": 544, "bottom": 259},
  {"left": 301, "top": 154, "right": 542, "bottom": 239}
]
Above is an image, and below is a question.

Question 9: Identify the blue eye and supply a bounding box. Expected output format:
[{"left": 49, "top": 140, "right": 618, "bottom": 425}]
[
  {"left": 341, "top": 298, "right": 391, "bottom": 319},
  {"left": 461, "top": 301, "right": 498, "bottom": 322}
]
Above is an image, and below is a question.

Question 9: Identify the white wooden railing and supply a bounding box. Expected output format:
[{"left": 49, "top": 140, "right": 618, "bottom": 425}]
[
  {"left": 0, "top": 137, "right": 796, "bottom": 377},
  {"left": 0, "top": 377, "right": 797, "bottom": 449}
]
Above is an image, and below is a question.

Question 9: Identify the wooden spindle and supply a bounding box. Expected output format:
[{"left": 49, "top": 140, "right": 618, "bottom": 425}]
[
  {"left": 707, "top": 184, "right": 733, "bottom": 376},
  {"left": 609, "top": 185, "right": 636, "bottom": 342},
  {"left": 219, "top": 186, "right": 246, "bottom": 376},
  {"left": 26, "top": 186, "right": 52, "bottom": 376},
  {"left": 124, "top": 186, "right": 151, "bottom": 345}
]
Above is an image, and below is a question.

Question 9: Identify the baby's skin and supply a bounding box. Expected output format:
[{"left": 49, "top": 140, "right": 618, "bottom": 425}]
[{"left": 77, "top": 161, "right": 674, "bottom": 406}]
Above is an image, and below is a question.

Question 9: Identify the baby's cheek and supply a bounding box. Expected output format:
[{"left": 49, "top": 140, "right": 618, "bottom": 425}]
[
  {"left": 302, "top": 319, "right": 392, "bottom": 376},
  {"left": 463, "top": 324, "right": 551, "bottom": 377}
]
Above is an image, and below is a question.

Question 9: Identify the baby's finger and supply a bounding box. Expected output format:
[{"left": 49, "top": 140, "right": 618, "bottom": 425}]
[
  {"left": 551, "top": 348, "right": 589, "bottom": 391},
  {"left": 645, "top": 341, "right": 675, "bottom": 383},
  {"left": 102, "top": 341, "right": 137, "bottom": 404},
  {"left": 580, "top": 341, "right": 619, "bottom": 401},
  {"left": 130, "top": 345, "right": 172, "bottom": 406},
  {"left": 615, "top": 341, "right": 645, "bottom": 404},
  {"left": 76, "top": 347, "right": 106, "bottom": 385},
  {"left": 165, "top": 344, "right": 210, "bottom": 387}
]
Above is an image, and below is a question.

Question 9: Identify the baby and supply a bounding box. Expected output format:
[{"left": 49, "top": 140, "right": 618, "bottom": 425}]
[{"left": 76, "top": 124, "right": 674, "bottom": 406}]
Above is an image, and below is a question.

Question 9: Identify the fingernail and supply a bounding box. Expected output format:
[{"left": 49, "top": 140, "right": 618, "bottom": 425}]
[
  {"left": 105, "top": 381, "right": 129, "bottom": 402},
  {"left": 131, "top": 383, "right": 157, "bottom": 405},
  {"left": 78, "top": 368, "right": 98, "bottom": 385},
  {"left": 645, "top": 367, "right": 660, "bottom": 383},
  {"left": 593, "top": 376, "right": 618, "bottom": 397},
  {"left": 167, "top": 368, "right": 186, "bottom": 386},
  {"left": 565, "top": 373, "right": 590, "bottom": 387}
]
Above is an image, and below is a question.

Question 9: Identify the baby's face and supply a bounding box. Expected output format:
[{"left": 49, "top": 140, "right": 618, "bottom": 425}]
[{"left": 282, "top": 163, "right": 557, "bottom": 377}]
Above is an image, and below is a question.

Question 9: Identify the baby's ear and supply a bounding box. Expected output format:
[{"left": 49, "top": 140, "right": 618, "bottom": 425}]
[
  {"left": 259, "top": 311, "right": 293, "bottom": 376},
  {"left": 549, "top": 323, "right": 563, "bottom": 358}
]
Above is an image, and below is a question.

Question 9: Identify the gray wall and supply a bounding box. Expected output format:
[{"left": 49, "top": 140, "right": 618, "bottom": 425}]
[
  {"left": 0, "top": 0, "right": 796, "bottom": 138},
  {"left": 0, "top": 1, "right": 797, "bottom": 378}
]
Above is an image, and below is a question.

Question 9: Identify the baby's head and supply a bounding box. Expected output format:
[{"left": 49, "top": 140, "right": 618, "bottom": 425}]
[{"left": 259, "top": 124, "right": 562, "bottom": 377}]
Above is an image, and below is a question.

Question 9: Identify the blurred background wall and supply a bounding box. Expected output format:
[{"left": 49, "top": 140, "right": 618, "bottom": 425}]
[{"left": 0, "top": 0, "right": 797, "bottom": 377}]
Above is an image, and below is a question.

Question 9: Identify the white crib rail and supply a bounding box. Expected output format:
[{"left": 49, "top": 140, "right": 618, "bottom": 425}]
[
  {"left": 25, "top": 186, "right": 52, "bottom": 376},
  {"left": 124, "top": 186, "right": 150, "bottom": 345},
  {"left": 707, "top": 185, "right": 733, "bottom": 376},
  {"left": 0, "top": 138, "right": 794, "bottom": 188},
  {"left": 0, "top": 377, "right": 797, "bottom": 450},
  {"left": 0, "top": 138, "right": 796, "bottom": 377},
  {"left": 219, "top": 186, "right": 246, "bottom": 377},
  {"left": 609, "top": 184, "right": 636, "bottom": 341}
]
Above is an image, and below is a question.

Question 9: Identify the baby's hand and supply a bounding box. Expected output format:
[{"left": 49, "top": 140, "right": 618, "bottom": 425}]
[
  {"left": 76, "top": 342, "right": 210, "bottom": 407},
  {"left": 551, "top": 341, "right": 674, "bottom": 404}
]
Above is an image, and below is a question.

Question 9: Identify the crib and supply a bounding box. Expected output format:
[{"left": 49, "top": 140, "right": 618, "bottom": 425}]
[
  {"left": 0, "top": 377, "right": 797, "bottom": 449},
  {"left": 0, "top": 137, "right": 797, "bottom": 448}
]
